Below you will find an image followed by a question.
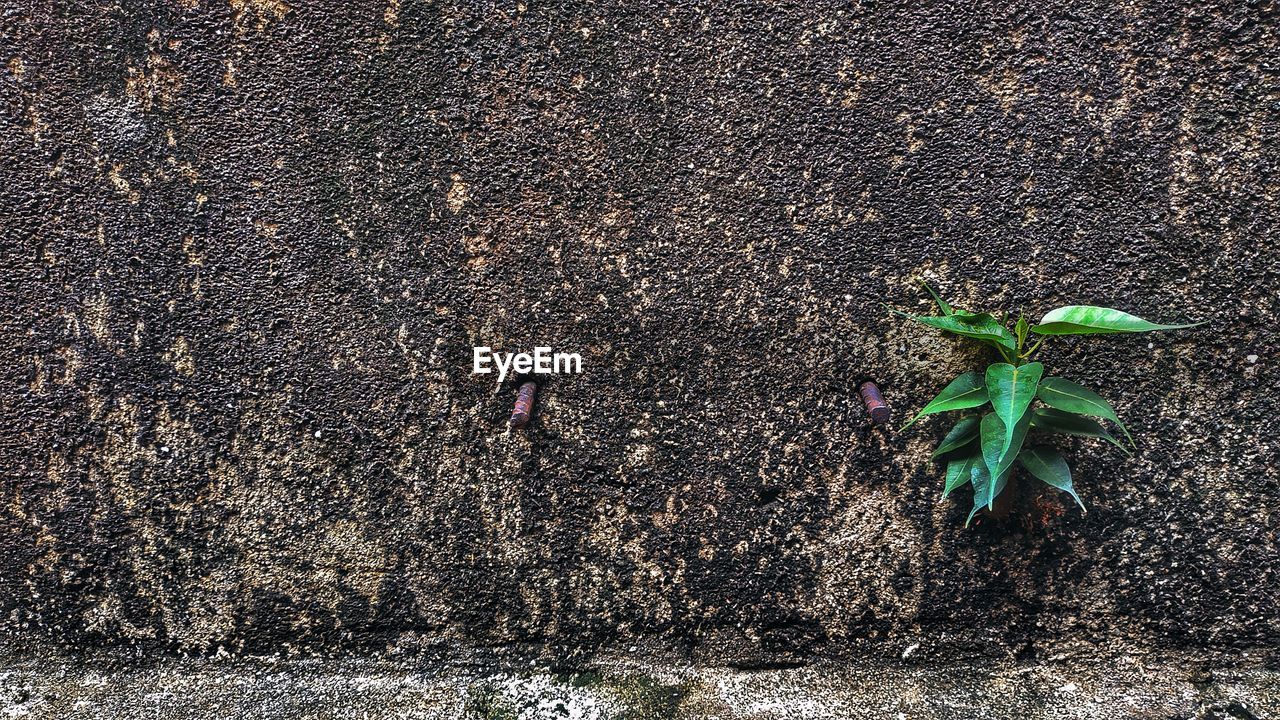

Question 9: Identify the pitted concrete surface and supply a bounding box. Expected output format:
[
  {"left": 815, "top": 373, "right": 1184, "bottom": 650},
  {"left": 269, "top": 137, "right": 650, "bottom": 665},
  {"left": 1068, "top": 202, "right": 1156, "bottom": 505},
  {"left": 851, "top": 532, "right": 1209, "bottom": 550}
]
[
  {"left": 1, "top": 0, "right": 1277, "bottom": 708},
  {"left": 2, "top": 647, "right": 1278, "bottom": 719}
]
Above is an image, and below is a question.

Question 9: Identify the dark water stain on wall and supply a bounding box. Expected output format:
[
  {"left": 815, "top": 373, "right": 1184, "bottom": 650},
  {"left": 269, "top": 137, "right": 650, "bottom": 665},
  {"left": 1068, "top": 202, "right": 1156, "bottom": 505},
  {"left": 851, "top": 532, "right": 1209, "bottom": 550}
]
[{"left": 0, "top": 0, "right": 1277, "bottom": 663}]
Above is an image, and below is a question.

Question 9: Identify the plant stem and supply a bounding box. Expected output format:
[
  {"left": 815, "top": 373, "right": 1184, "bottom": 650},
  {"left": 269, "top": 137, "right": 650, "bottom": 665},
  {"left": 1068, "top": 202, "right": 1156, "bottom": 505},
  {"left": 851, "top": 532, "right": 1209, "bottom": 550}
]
[{"left": 1021, "top": 337, "right": 1046, "bottom": 360}]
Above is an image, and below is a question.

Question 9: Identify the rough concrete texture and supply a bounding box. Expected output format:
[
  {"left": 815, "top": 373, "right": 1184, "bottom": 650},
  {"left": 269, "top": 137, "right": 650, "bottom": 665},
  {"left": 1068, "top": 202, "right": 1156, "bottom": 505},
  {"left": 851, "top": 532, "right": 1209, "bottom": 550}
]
[
  {"left": 1, "top": 0, "right": 1278, "bottom": 714},
  {"left": 2, "top": 647, "right": 1278, "bottom": 719}
]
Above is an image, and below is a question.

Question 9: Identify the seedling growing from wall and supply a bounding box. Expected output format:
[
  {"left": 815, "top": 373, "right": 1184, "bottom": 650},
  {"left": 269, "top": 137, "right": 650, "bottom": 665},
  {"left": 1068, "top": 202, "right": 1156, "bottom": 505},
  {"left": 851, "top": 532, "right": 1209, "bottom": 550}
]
[{"left": 890, "top": 284, "right": 1201, "bottom": 526}]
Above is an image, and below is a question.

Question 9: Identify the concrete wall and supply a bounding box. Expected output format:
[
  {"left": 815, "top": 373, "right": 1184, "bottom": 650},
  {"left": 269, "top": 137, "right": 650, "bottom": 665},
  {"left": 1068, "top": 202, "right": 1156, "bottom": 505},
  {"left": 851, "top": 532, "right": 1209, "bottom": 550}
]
[{"left": 2, "top": 0, "right": 1276, "bottom": 665}]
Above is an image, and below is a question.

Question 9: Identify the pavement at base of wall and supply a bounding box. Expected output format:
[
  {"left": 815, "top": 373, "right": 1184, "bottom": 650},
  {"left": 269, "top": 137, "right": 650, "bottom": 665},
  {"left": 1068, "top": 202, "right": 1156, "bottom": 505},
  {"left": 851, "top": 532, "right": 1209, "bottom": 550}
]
[{"left": 0, "top": 645, "right": 1275, "bottom": 720}]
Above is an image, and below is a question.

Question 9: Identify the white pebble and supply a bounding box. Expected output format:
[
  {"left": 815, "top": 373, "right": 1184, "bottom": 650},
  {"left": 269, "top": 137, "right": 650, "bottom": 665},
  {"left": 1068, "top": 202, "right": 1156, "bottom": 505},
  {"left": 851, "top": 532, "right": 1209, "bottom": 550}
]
[
  {"left": 1246, "top": 355, "right": 1258, "bottom": 364},
  {"left": 314, "top": 430, "right": 321, "bottom": 438},
  {"left": 902, "top": 642, "right": 920, "bottom": 659}
]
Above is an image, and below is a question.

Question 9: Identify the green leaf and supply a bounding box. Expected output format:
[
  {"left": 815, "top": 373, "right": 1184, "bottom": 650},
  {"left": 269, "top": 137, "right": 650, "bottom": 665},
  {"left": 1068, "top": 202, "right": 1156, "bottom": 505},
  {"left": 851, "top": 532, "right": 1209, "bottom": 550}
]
[
  {"left": 933, "top": 416, "right": 981, "bottom": 458},
  {"left": 889, "top": 308, "right": 1017, "bottom": 350},
  {"left": 979, "top": 411, "right": 1029, "bottom": 506},
  {"left": 965, "top": 503, "right": 982, "bottom": 526},
  {"left": 1037, "top": 377, "right": 1133, "bottom": 445},
  {"left": 966, "top": 467, "right": 1010, "bottom": 527},
  {"left": 1031, "top": 305, "right": 1204, "bottom": 335},
  {"left": 921, "top": 281, "right": 955, "bottom": 316},
  {"left": 1015, "top": 315, "right": 1029, "bottom": 347},
  {"left": 901, "top": 372, "right": 990, "bottom": 429},
  {"left": 1018, "top": 446, "right": 1085, "bottom": 512},
  {"left": 1030, "top": 408, "right": 1130, "bottom": 454},
  {"left": 986, "top": 362, "right": 1044, "bottom": 457},
  {"left": 943, "top": 452, "right": 983, "bottom": 498}
]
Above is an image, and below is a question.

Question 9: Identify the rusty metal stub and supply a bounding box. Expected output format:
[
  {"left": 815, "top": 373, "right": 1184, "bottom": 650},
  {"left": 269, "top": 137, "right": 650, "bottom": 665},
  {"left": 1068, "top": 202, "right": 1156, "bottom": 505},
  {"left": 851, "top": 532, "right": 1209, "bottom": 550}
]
[
  {"left": 509, "top": 381, "right": 538, "bottom": 429},
  {"left": 859, "top": 381, "right": 890, "bottom": 425}
]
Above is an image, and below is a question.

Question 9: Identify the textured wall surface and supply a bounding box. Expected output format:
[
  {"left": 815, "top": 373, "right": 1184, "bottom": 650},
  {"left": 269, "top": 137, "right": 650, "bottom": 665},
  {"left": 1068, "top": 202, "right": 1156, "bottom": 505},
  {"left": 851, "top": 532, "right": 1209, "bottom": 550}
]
[
  {"left": 1, "top": 0, "right": 1277, "bottom": 668},
  {"left": 4, "top": 647, "right": 1280, "bottom": 719}
]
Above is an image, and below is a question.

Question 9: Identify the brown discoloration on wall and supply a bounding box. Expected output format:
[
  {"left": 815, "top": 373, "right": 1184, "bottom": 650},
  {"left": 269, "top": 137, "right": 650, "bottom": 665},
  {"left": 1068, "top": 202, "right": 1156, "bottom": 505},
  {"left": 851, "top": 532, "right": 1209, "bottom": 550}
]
[
  {"left": 229, "top": 0, "right": 290, "bottom": 34},
  {"left": 0, "top": 0, "right": 1276, "bottom": 668}
]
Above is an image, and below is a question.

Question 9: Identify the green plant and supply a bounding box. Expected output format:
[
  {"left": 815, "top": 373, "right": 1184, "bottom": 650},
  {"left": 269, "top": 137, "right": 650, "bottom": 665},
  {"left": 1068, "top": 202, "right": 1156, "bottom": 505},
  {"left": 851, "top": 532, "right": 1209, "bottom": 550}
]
[{"left": 891, "top": 283, "right": 1202, "bottom": 526}]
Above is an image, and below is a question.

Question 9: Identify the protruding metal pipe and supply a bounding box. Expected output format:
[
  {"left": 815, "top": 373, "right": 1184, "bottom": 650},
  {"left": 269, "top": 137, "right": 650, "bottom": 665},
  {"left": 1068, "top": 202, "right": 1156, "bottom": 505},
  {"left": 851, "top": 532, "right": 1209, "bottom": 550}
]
[
  {"left": 509, "top": 381, "right": 537, "bottom": 429},
  {"left": 859, "top": 380, "right": 890, "bottom": 425}
]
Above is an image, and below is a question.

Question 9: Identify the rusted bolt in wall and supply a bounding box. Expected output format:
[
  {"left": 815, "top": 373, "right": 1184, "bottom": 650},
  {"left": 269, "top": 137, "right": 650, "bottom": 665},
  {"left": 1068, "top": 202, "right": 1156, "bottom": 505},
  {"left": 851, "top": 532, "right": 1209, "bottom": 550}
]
[
  {"left": 859, "top": 380, "right": 890, "bottom": 425},
  {"left": 509, "top": 381, "right": 538, "bottom": 430}
]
